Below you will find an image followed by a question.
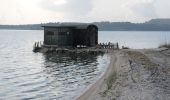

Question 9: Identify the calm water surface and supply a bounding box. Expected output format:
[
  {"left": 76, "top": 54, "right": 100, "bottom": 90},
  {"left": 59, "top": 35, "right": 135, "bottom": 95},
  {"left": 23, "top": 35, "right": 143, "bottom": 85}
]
[
  {"left": 0, "top": 30, "right": 170, "bottom": 99},
  {"left": 99, "top": 31, "right": 170, "bottom": 49},
  {"left": 0, "top": 30, "right": 109, "bottom": 100}
]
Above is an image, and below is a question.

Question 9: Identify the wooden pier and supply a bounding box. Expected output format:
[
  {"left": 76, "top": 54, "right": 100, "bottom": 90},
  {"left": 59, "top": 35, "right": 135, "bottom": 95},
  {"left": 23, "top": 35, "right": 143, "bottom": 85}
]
[{"left": 33, "top": 41, "right": 119, "bottom": 54}]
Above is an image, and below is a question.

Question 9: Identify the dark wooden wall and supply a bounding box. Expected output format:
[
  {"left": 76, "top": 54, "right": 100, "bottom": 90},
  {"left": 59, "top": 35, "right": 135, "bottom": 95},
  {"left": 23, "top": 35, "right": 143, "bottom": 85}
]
[
  {"left": 44, "top": 27, "right": 73, "bottom": 46},
  {"left": 43, "top": 25, "right": 98, "bottom": 47}
]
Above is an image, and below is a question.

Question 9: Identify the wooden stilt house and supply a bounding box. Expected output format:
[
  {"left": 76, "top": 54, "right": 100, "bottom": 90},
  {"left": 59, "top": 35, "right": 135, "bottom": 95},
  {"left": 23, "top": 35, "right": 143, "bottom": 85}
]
[{"left": 42, "top": 24, "right": 98, "bottom": 48}]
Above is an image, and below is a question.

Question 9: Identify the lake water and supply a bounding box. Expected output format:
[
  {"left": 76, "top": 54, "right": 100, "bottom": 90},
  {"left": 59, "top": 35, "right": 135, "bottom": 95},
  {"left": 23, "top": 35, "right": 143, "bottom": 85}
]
[
  {"left": 99, "top": 31, "right": 170, "bottom": 49},
  {"left": 0, "top": 30, "right": 110, "bottom": 100},
  {"left": 0, "top": 30, "right": 170, "bottom": 100}
]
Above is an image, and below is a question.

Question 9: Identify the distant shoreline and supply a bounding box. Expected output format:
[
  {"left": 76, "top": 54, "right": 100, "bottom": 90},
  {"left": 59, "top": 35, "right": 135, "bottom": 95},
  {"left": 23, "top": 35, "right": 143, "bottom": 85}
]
[
  {"left": 1, "top": 29, "right": 170, "bottom": 31},
  {"left": 1, "top": 19, "right": 170, "bottom": 31}
]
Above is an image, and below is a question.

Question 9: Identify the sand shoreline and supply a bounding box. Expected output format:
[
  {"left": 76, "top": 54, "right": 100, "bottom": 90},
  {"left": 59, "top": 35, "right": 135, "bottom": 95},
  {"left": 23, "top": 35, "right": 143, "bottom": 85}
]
[
  {"left": 74, "top": 52, "right": 111, "bottom": 100},
  {"left": 77, "top": 50, "right": 120, "bottom": 100},
  {"left": 77, "top": 48, "right": 170, "bottom": 100}
]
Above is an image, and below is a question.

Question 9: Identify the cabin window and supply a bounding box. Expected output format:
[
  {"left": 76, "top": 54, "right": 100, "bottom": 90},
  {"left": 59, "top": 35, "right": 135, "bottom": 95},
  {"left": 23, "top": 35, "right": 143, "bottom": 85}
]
[
  {"left": 58, "top": 32, "right": 69, "bottom": 35},
  {"left": 46, "top": 31, "right": 54, "bottom": 35}
]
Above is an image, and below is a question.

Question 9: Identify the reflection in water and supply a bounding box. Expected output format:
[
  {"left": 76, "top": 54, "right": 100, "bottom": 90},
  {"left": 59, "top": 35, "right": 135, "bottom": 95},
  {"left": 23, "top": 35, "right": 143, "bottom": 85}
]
[
  {"left": 1, "top": 30, "right": 170, "bottom": 99},
  {"left": 41, "top": 53, "right": 108, "bottom": 99},
  {"left": 0, "top": 30, "right": 110, "bottom": 100}
]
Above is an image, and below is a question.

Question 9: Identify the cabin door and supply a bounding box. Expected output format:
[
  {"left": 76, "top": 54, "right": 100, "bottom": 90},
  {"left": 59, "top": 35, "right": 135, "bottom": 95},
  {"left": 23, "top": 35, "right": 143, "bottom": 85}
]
[{"left": 46, "top": 31, "right": 55, "bottom": 45}]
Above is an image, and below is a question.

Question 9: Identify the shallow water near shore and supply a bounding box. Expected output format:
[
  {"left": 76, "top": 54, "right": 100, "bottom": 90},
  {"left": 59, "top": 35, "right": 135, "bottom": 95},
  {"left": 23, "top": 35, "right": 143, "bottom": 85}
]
[
  {"left": 0, "top": 30, "right": 170, "bottom": 99},
  {"left": 0, "top": 30, "right": 110, "bottom": 99}
]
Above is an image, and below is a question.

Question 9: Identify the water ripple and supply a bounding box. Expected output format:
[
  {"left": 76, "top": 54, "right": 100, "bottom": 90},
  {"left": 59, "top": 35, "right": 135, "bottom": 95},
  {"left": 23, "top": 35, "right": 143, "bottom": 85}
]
[{"left": 0, "top": 30, "right": 110, "bottom": 100}]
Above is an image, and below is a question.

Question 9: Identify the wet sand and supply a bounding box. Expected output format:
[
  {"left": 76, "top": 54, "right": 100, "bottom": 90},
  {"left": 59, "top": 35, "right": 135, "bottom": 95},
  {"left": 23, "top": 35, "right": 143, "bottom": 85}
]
[{"left": 77, "top": 48, "right": 170, "bottom": 100}]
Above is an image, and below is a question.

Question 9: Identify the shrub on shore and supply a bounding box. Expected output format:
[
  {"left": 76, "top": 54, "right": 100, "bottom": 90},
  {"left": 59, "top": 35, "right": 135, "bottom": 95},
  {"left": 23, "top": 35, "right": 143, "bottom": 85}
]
[{"left": 159, "top": 43, "right": 170, "bottom": 48}]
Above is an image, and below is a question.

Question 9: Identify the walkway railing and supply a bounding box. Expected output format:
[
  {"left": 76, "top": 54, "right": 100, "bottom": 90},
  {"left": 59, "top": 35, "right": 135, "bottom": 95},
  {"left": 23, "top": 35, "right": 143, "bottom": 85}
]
[
  {"left": 33, "top": 41, "right": 43, "bottom": 52},
  {"left": 97, "top": 42, "right": 119, "bottom": 49}
]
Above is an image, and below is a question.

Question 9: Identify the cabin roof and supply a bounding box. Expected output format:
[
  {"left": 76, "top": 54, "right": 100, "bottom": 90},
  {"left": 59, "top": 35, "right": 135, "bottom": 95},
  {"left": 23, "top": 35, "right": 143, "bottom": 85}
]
[{"left": 42, "top": 24, "right": 97, "bottom": 29}]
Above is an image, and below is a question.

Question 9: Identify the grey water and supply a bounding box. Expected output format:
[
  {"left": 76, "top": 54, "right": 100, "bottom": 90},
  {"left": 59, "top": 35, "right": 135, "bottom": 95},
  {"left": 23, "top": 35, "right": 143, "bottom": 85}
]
[
  {"left": 0, "top": 30, "right": 110, "bottom": 100},
  {"left": 99, "top": 31, "right": 170, "bottom": 49},
  {"left": 0, "top": 30, "right": 170, "bottom": 100}
]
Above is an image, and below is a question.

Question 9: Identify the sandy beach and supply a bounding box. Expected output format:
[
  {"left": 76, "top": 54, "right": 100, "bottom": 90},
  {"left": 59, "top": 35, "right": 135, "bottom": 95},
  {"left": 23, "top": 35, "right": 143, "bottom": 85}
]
[{"left": 77, "top": 48, "right": 170, "bottom": 100}]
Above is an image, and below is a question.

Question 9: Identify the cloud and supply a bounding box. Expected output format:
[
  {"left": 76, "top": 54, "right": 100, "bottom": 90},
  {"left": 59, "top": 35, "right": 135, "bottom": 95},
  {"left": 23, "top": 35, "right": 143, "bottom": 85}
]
[
  {"left": 125, "top": 0, "right": 157, "bottom": 20},
  {"left": 0, "top": 0, "right": 170, "bottom": 24},
  {"left": 39, "top": 0, "right": 94, "bottom": 15},
  {"left": 154, "top": 0, "right": 170, "bottom": 18},
  {"left": 87, "top": 0, "right": 152, "bottom": 22}
]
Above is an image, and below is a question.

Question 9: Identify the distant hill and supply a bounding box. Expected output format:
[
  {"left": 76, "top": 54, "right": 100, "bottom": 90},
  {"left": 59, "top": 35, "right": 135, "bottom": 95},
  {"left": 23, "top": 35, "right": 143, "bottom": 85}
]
[
  {"left": 0, "top": 24, "right": 43, "bottom": 30},
  {"left": 0, "top": 19, "right": 170, "bottom": 31},
  {"left": 94, "top": 19, "right": 170, "bottom": 31},
  {"left": 145, "top": 19, "right": 170, "bottom": 25}
]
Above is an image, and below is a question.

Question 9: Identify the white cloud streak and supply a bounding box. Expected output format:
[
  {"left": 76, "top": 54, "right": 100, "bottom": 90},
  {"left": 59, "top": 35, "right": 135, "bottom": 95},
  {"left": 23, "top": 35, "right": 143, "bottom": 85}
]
[{"left": 0, "top": 0, "right": 169, "bottom": 24}]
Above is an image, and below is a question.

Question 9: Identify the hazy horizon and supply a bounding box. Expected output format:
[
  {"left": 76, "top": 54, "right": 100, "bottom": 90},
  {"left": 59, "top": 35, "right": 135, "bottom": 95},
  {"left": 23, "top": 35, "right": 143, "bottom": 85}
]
[{"left": 0, "top": 0, "right": 170, "bottom": 24}]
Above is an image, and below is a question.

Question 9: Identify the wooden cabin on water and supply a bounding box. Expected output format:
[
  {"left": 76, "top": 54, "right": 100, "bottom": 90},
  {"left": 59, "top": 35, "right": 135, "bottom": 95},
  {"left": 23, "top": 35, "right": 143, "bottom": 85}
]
[{"left": 42, "top": 24, "right": 98, "bottom": 48}]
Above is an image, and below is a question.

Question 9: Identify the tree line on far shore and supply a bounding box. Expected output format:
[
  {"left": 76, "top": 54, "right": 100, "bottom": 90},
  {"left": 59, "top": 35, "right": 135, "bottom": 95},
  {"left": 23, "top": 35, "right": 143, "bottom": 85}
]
[{"left": 0, "top": 19, "right": 170, "bottom": 31}]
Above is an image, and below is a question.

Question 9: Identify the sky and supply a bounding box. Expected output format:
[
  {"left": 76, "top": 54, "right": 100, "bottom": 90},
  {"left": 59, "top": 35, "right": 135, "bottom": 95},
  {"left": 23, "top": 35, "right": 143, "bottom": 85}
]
[{"left": 0, "top": 0, "right": 170, "bottom": 24}]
